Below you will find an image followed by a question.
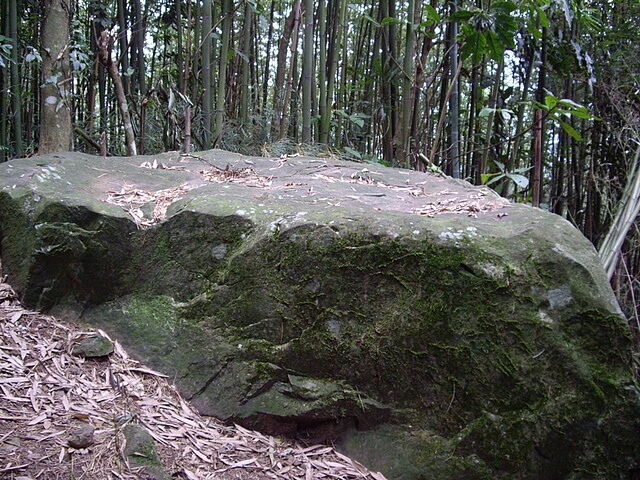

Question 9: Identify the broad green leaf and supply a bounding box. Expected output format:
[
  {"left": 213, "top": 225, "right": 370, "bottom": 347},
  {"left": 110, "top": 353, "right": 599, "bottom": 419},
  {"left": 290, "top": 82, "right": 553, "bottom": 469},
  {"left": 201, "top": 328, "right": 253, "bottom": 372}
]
[
  {"left": 481, "top": 172, "right": 498, "bottom": 184},
  {"left": 558, "top": 119, "right": 583, "bottom": 141},
  {"left": 486, "top": 173, "right": 506, "bottom": 186},
  {"left": 500, "top": 109, "right": 514, "bottom": 121},
  {"left": 507, "top": 173, "right": 529, "bottom": 189},
  {"left": 537, "top": 5, "right": 550, "bottom": 28},
  {"left": 556, "top": 108, "right": 594, "bottom": 120},
  {"left": 558, "top": 98, "right": 585, "bottom": 109},
  {"left": 479, "top": 107, "right": 496, "bottom": 118},
  {"left": 424, "top": 5, "right": 441, "bottom": 23},
  {"left": 495, "top": 18, "right": 518, "bottom": 49},
  {"left": 574, "top": 109, "right": 598, "bottom": 120},
  {"left": 544, "top": 95, "right": 558, "bottom": 110},
  {"left": 363, "top": 14, "right": 380, "bottom": 27},
  {"left": 491, "top": 1, "right": 518, "bottom": 14},
  {"left": 381, "top": 17, "right": 402, "bottom": 26},
  {"left": 494, "top": 160, "right": 506, "bottom": 172},
  {"left": 450, "top": 10, "right": 476, "bottom": 22},
  {"left": 526, "top": 23, "right": 543, "bottom": 40},
  {"left": 25, "top": 48, "right": 41, "bottom": 63},
  {"left": 460, "top": 30, "right": 487, "bottom": 65},
  {"left": 513, "top": 165, "right": 533, "bottom": 174},
  {"left": 344, "top": 146, "right": 362, "bottom": 159},
  {"left": 485, "top": 30, "right": 505, "bottom": 62}
]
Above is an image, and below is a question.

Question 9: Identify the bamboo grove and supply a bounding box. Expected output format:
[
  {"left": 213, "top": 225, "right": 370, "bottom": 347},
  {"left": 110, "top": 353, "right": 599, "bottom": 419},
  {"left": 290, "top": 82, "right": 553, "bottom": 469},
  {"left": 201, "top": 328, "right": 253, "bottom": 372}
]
[{"left": 1, "top": 0, "right": 640, "bottom": 329}]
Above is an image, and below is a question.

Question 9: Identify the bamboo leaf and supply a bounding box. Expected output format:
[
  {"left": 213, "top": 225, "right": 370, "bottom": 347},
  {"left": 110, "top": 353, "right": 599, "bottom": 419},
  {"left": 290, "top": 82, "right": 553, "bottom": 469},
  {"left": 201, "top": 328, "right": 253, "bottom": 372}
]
[{"left": 363, "top": 14, "right": 381, "bottom": 27}]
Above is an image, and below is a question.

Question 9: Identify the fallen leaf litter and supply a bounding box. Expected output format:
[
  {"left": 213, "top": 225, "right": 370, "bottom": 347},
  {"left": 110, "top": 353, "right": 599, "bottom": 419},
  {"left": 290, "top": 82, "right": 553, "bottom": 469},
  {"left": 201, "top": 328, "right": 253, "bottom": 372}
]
[{"left": 0, "top": 277, "right": 387, "bottom": 479}]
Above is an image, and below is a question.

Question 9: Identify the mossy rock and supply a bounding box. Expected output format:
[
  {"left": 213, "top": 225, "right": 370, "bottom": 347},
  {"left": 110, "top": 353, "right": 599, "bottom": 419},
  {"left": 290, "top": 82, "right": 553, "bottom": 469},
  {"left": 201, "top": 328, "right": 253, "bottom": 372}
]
[
  {"left": 0, "top": 151, "right": 639, "bottom": 479},
  {"left": 122, "top": 424, "right": 171, "bottom": 480},
  {"left": 71, "top": 334, "right": 114, "bottom": 358}
]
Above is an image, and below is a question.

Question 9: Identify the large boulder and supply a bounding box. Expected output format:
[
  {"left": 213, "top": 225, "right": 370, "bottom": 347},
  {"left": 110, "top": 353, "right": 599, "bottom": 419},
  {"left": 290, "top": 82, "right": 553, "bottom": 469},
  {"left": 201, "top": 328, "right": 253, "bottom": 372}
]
[{"left": 0, "top": 150, "right": 638, "bottom": 479}]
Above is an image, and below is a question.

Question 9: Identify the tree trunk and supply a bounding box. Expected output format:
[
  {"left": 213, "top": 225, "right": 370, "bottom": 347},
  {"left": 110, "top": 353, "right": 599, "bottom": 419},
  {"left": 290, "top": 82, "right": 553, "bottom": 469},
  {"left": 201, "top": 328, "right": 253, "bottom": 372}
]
[
  {"left": 8, "top": 0, "right": 23, "bottom": 157},
  {"left": 278, "top": 0, "right": 302, "bottom": 139},
  {"left": 302, "top": 0, "right": 314, "bottom": 143},
  {"left": 133, "top": 0, "right": 146, "bottom": 97},
  {"left": 201, "top": 0, "right": 212, "bottom": 148},
  {"left": 261, "top": 0, "right": 276, "bottom": 115},
  {"left": 116, "top": 0, "right": 130, "bottom": 97},
  {"left": 532, "top": 28, "right": 547, "bottom": 208},
  {"left": 239, "top": 2, "right": 253, "bottom": 125},
  {"left": 96, "top": 31, "right": 137, "bottom": 156},
  {"left": 317, "top": 0, "right": 327, "bottom": 144},
  {"left": 39, "top": 0, "right": 73, "bottom": 154},
  {"left": 213, "top": 0, "right": 232, "bottom": 146},
  {"left": 480, "top": 60, "right": 504, "bottom": 183},
  {"left": 507, "top": 42, "right": 535, "bottom": 174},
  {"left": 448, "top": 0, "right": 460, "bottom": 178},
  {"left": 599, "top": 146, "right": 640, "bottom": 280},
  {"left": 272, "top": 4, "right": 298, "bottom": 138},
  {"left": 320, "top": 0, "right": 346, "bottom": 146},
  {"left": 400, "top": 0, "right": 417, "bottom": 168},
  {"left": 176, "top": 0, "right": 184, "bottom": 93}
]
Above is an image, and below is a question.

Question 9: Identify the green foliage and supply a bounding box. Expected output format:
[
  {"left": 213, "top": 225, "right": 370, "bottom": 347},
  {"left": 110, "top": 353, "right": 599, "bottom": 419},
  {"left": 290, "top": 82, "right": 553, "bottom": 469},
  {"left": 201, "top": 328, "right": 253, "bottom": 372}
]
[
  {"left": 534, "top": 93, "right": 598, "bottom": 141},
  {"left": 481, "top": 160, "right": 531, "bottom": 194},
  {"left": 24, "top": 46, "right": 41, "bottom": 64},
  {"left": 334, "top": 110, "right": 370, "bottom": 129},
  {"left": 0, "top": 34, "right": 13, "bottom": 68},
  {"left": 451, "top": 1, "right": 518, "bottom": 64}
]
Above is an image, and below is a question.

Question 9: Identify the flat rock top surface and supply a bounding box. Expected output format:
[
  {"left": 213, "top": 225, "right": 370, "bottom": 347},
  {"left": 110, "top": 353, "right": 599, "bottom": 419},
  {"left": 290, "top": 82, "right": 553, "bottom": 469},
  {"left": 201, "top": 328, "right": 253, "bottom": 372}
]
[{"left": 1, "top": 150, "right": 511, "bottom": 227}]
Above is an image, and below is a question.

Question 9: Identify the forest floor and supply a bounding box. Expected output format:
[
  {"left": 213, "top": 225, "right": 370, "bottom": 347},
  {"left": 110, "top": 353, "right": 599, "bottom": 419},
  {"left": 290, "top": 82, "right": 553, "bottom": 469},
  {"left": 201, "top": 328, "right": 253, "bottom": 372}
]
[{"left": 0, "top": 278, "right": 386, "bottom": 480}]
